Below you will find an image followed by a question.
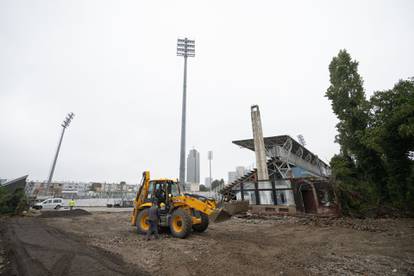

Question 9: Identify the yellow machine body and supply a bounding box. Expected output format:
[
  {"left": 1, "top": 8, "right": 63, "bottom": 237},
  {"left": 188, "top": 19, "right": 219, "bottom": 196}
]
[{"left": 130, "top": 171, "right": 229, "bottom": 238}]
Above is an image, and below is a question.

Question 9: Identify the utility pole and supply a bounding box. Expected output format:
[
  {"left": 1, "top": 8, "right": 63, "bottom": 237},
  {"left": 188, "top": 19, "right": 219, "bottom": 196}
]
[
  {"left": 177, "top": 38, "right": 195, "bottom": 186},
  {"left": 46, "top": 112, "right": 74, "bottom": 195}
]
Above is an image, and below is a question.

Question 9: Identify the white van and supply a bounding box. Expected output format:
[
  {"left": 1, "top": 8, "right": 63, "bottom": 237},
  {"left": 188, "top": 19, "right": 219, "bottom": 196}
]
[{"left": 33, "top": 198, "right": 64, "bottom": 210}]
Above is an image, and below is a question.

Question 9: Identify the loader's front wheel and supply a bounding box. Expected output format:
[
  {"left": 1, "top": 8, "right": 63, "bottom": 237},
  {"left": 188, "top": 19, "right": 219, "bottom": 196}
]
[
  {"left": 169, "top": 208, "right": 192, "bottom": 238},
  {"left": 192, "top": 212, "right": 209, "bottom": 233},
  {"left": 136, "top": 208, "right": 150, "bottom": 234}
]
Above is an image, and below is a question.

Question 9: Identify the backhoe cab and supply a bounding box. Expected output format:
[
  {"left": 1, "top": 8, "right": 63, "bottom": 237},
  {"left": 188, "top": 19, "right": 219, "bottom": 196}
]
[{"left": 131, "top": 171, "right": 230, "bottom": 238}]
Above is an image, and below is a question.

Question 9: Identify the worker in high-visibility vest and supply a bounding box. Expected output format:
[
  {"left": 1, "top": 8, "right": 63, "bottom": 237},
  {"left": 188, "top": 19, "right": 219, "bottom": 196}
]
[{"left": 69, "top": 198, "right": 75, "bottom": 210}]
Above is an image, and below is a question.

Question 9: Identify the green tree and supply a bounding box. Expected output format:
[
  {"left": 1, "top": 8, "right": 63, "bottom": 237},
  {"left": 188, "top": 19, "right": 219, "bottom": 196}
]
[
  {"left": 367, "top": 79, "right": 414, "bottom": 208},
  {"left": 326, "top": 49, "right": 369, "bottom": 157},
  {"left": 326, "top": 49, "right": 414, "bottom": 215},
  {"left": 199, "top": 184, "right": 208, "bottom": 192},
  {"left": 326, "top": 50, "right": 387, "bottom": 206},
  {"left": 211, "top": 179, "right": 225, "bottom": 190},
  {"left": 0, "top": 187, "right": 28, "bottom": 214}
]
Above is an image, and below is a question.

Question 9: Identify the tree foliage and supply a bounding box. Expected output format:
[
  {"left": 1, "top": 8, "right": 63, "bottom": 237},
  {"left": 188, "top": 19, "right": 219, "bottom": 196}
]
[
  {"left": 211, "top": 179, "right": 225, "bottom": 190},
  {"left": 326, "top": 50, "right": 414, "bottom": 215},
  {"left": 367, "top": 79, "right": 414, "bottom": 207},
  {"left": 0, "top": 187, "right": 28, "bottom": 215},
  {"left": 199, "top": 184, "right": 208, "bottom": 192}
]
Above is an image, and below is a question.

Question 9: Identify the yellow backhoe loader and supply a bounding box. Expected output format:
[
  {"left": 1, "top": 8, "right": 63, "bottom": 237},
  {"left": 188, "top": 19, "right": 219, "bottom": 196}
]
[{"left": 130, "top": 171, "right": 231, "bottom": 238}]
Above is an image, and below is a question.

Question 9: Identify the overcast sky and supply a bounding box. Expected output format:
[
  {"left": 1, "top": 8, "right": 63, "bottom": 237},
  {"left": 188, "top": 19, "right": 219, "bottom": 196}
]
[{"left": 1, "top": 0, "right": 413, "bottom": 183}]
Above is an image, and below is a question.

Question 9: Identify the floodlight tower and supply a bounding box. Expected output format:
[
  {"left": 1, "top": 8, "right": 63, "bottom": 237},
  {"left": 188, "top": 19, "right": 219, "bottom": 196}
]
[
  {"left": 208, "top": 151, "right": 213, "bottom": 189},
  {"left": 177, "top": 38, "right": 195, "bottom": 185},
  {"left": 297, "top": 134, "right": 306, "bottom": 147},
  {"left": 46, "top": 112, "right": 75, "bottom": 194}
]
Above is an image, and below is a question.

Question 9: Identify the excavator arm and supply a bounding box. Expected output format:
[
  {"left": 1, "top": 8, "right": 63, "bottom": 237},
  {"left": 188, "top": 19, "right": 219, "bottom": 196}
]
[
  {"left": 130, "top": 171, "right": 150, "bottom": 226},
  {"left": 173, "top": 195, "right": 216, "bottom": 216},
  {"left": 173, "top": 195, "right": 231, "bottom": 223}
]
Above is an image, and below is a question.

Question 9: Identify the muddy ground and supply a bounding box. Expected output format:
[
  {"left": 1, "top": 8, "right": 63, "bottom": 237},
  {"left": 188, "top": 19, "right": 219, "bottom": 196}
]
[
  {"left": 0, "top": 214, "right": 148, "bottom": 276},
  {"left": 1, "top": 211, "right": 414, "bottom": 276}
]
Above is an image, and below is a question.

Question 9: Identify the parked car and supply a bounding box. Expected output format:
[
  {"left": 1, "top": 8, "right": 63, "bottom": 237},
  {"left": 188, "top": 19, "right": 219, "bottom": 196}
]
[{"left": 33, "top": 198, "right": 64, "bottom": 210}]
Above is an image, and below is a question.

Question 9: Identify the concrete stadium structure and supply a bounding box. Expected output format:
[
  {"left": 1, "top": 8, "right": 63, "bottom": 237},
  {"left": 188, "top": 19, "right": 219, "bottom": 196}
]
[{"left": 220, "top": 135, "right": 338, "bottom": 215}]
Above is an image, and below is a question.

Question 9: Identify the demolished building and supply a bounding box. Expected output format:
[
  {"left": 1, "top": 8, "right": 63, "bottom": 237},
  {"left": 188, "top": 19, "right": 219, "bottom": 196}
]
[
  {"left": 220, "top": 106, "right": 338, "bottom": 216},
  {"left": 1, "top": 175, "right": 28, "bottom": 194}
]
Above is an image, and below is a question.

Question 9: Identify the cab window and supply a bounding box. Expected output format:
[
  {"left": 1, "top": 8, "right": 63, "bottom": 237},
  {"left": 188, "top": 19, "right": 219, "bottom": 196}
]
[
  {"left": 170, "top": 183, "right": 180, "bottom": 197},
  {"left": 147, "top": 183, "right": 155, "bottom": 199},
  {"left": 53, "top": 199, "right": 61, "bottom": 203}
]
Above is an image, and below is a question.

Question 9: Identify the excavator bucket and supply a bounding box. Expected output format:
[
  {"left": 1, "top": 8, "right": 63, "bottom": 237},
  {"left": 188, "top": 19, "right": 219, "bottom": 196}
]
[
  {"left": 223, "top": 200, "right": 249, "bottom": 215},
  {"left": 210, "top": 201, "right": 249, "bottom": 223},
  {"left": 209, "top": 208, "right": 232, "bottom": 223}
]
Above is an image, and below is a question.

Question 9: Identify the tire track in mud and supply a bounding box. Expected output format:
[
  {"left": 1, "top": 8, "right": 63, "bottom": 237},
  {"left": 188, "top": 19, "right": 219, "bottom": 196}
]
[{"left": 3, "top": 217, "right": 148, "bottom": 276}]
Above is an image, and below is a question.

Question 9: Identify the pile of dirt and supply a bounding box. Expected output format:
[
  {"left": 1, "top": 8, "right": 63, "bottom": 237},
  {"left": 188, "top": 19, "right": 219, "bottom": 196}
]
[
  {"left": 235, "top": 213, "right": 271, "bottom": 220},
  {"left": 39, "top": 209, "right": 91, "bottom": 218},
  {"left": 296, "top": 216, "right": 391, "bottom": 232},
  {"left": 235, "top": 213, "right": 393, "bottom": 232}
]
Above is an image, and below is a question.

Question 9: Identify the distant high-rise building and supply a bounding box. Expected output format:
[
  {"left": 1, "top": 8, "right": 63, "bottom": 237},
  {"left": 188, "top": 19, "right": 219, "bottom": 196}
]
[
  {"left": 227, "top": 166, "right": 248, "bottom": 184},
  {"left": 236, "top": 166, "right": 246, "bottom": 178},
  {"left": 187, "top": 149, "right": 200, "bottom": 184},
  {"left": 204, "top": 177, "right": 212, "bottom": 188},
  {"left": 228, "top": 171, "right": 238, "bottom": 184}
]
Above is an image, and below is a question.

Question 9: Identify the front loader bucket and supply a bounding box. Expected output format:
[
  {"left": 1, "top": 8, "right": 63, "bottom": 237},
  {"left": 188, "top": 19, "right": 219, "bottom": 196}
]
[
  {"left": 223, "top": 200, "right": 249, "bottom": 215},
  {"left": 209, "top": 208, "right": 232, "bottom": 223},
  {"left": 209, "top": 200, "right": 249, "bottom": 223}
]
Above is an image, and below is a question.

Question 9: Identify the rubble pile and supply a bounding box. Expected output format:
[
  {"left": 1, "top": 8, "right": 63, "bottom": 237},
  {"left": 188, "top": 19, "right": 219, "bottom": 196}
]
[
  {"left": 39, "top": 209, "right": 91, "bottom": 218},
  {"left": 296, "top": 216, "right": 389, "bottom": 232},
  {"left": 235, "top": 212, "right": 395, "bottom": 232}
]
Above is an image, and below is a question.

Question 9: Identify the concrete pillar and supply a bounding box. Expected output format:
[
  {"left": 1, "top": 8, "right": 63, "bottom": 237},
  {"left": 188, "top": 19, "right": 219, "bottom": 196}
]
[{"left": 251, "top": 105, "right": 269, "bottom": 181}]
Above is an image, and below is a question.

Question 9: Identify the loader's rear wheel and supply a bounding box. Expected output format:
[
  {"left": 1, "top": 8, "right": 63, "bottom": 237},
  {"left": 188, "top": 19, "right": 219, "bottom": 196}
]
[
  {"left": 169, "top": 208, "right": 192, "bottom": 238},
  {"left": 136, "top": 209, "right": 150, "bottom": 234},
  {"left": 192, "top": 212, "right": 209, "bottom": 233}
]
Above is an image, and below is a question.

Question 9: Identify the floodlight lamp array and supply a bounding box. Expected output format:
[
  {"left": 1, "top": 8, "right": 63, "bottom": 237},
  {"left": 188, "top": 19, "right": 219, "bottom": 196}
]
[
  {"left": 62, "top": 112, "right": 75, "bottom": 128},
  {"left": 177, "top": 38, "right": 195, "bottom": 57}
]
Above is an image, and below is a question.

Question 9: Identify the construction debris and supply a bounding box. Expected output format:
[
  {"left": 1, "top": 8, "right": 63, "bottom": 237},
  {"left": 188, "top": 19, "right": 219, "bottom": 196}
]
[{"left": 38, "top": 209, "right": 91, "bottom": 218}]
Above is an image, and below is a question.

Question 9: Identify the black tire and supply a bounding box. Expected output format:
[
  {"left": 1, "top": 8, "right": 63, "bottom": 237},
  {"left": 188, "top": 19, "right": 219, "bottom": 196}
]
[
  {"left": 54, "top": 205, "right": 61, "bottom": 210},
  {"left": 169, "top": 208, "right": 192, "bottom": 238},
  {"left": 192, "top": 212, "right": 209, "bottom": 233},
  {"left": 136, "top": 209, "right": 150, "bottom": 235}
]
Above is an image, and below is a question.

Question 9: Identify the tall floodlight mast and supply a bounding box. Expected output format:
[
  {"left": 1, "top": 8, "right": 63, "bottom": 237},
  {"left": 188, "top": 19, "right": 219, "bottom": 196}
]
[
  {"left": 177, "top": 38, "right": 195, "bottom": 185},
  {"left": 46, "top": 112, "right": 75, "bottom": 195},
  {"left": 297, "top": 134, "right": 306, "bottom": 147},
  {"left": 208, "top": 151, "right": 213, "bottom": 190}
]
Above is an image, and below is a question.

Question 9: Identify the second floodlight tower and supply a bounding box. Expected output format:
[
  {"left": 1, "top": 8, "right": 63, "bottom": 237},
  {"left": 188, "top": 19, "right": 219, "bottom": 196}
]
[
  {"left": 47, "top": 112, "right": 75, "bottom": 195},
  {"left": 177, "top": 38, "right": 195, "bottom": 185}
]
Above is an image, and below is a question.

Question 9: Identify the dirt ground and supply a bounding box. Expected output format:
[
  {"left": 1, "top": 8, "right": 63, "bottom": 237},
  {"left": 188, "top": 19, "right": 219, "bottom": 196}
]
[
  {"left": 1, "top": 211, "right": 414, "bottom": 276},
  {"left": 0, "top": 214, "right": 148, "bottom": 276}
]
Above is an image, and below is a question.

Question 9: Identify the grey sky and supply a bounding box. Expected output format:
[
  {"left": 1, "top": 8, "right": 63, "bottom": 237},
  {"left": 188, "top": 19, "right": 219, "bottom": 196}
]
[{"left": 1, "top": 0, "right": 413, "bottom": 183}]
